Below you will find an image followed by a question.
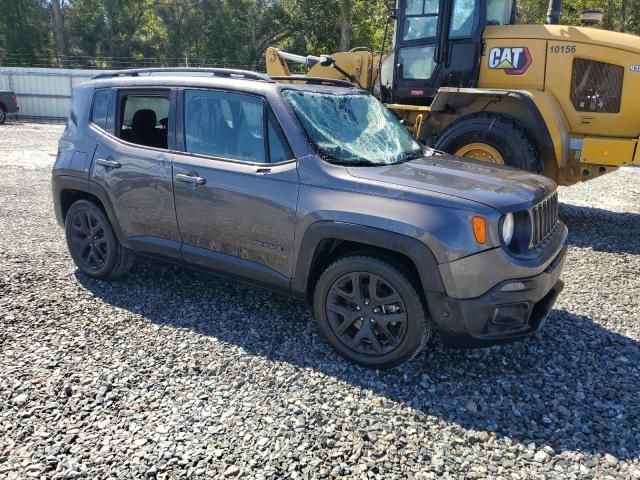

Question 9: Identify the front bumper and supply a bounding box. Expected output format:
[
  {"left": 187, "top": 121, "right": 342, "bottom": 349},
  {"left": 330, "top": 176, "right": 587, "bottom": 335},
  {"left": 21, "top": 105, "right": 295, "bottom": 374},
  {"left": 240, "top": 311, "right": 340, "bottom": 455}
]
[{"left": 426, "top": 243, "right": 567, "bottom": 348}]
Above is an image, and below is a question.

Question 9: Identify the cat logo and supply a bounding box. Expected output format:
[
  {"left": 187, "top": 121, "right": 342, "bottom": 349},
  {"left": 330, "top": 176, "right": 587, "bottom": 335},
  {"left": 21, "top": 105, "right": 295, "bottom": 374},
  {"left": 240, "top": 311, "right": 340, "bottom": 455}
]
[{"left": 488, "top": 47, "right": 533, "bottom": 75}]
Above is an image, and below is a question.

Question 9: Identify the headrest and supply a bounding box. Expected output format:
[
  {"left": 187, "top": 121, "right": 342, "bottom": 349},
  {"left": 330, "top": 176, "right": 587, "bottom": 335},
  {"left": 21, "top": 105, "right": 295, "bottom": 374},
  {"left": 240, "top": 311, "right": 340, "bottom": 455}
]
[{"left": 132, "top": 109, "right": 157, "bottom": 130}]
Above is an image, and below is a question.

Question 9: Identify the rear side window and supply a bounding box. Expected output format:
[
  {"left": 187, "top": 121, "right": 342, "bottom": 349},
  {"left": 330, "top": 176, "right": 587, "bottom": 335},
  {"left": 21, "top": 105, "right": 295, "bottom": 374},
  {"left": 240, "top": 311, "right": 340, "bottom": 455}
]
[
  {"left": 91, "top": 89, "right": 110, "bottom": 130},
  {"left": 117, "top": 93, "right": 170, "bottom": 149},
  {"left": 184, "top": 89, "right": 292, "bottom": 163}
]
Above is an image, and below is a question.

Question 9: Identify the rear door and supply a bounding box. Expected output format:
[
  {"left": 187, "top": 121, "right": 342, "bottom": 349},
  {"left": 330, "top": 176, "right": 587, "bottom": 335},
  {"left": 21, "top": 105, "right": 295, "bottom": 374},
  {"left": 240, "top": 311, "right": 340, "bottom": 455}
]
[
  {"left": 90, "top": 88, "right": 182, "bottom": 258},
  {"left": 172, "top": 88, "right": 299, "bottom": 288}
]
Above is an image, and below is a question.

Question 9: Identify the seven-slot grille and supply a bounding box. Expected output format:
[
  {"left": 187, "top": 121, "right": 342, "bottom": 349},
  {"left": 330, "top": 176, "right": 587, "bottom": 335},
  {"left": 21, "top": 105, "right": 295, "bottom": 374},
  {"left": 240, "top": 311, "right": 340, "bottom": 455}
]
[{"left": 530, "top": 192, "right": 559, "bottom": 249}]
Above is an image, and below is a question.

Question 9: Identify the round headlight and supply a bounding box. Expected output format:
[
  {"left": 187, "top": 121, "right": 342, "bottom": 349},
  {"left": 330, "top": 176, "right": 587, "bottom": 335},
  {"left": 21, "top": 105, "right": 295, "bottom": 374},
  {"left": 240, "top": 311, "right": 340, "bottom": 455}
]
[{"left": 502, "top": 213, "right": 514, "bottom": 246}]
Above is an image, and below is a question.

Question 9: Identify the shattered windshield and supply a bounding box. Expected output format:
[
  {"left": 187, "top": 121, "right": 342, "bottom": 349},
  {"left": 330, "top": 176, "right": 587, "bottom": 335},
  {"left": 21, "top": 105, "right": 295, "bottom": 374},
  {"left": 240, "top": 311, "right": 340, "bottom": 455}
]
[{"left": 282, "top": 90, "right": 423, "bottom": 166}]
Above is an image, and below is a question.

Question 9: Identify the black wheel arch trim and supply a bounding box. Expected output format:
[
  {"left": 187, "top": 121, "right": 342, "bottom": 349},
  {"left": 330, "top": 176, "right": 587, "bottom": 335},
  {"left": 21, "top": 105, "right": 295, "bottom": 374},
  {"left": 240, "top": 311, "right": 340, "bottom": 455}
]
[
  {"left": 53, "top": 175, "right": 130, "bottom": 249},
  {"left": 292, "top": 221, "right": 445, "bottom": 297},
  {"left": 429, "top": 88, "right": 556, "bottom": 166}
]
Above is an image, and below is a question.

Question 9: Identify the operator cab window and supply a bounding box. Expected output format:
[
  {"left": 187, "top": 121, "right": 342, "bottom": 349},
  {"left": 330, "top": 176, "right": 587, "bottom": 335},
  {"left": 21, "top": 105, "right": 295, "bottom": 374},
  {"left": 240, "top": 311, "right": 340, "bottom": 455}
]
[
  {"left": 403, "top": 0, "right": 439, "bottom": 41},
  {"left": 118, "top": 93, "right": 170, "bottom": 149},
  {"left": 398, "top": 45, "right": 436, "bottom": 80},
  {"left": 450, "top": 0, "right": 479, "bottom": 38},
  {"left": 184, "top": 89, "right": 292, "bottom": 163},
  {"left": 487, "top": 0, "right": 514, "bottom": 25},
  {"left": 399, "top": 0, "right": 439, "bottom": 80}
]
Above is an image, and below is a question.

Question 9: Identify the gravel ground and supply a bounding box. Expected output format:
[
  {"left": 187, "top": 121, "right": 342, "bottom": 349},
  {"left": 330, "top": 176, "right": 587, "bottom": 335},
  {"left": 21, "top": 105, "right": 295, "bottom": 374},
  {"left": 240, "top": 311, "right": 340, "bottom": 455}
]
[{"left": 1, "top": 122, "right": 639, "bottom": 479}]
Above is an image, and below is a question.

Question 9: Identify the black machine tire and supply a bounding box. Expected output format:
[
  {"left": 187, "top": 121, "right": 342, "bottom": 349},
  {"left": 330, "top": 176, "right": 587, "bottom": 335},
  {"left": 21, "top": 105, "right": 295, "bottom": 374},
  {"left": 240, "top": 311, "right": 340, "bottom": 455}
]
[
  {"left": 313, "top": 255, "right": 430, "bottom": 369},
  {"left": 435, "top": 113, "right": 543, "bottom": 173},
  {"left": 64, "top": 200, "right": 134, "bottom": 279},
  {"left": 0, "top": 106, "right": 7, "bottom": 125}
]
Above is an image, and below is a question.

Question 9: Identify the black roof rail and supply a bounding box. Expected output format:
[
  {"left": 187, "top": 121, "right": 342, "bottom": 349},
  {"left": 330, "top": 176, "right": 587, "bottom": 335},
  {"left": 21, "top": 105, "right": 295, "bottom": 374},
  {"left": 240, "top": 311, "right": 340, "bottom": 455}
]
[
  {"left": 270, "top": 75, "right": 357, "bottom": 89},
  {"left": 92, "top": 67, "right": 274, "bottom": 82}
]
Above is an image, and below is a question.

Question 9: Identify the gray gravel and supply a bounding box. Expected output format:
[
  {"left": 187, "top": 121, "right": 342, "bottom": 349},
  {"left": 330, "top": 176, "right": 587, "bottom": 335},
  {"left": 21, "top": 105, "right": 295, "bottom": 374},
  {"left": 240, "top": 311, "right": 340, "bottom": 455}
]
[{"left": 1, "top": 122, "right": 639, "bottom": 479}]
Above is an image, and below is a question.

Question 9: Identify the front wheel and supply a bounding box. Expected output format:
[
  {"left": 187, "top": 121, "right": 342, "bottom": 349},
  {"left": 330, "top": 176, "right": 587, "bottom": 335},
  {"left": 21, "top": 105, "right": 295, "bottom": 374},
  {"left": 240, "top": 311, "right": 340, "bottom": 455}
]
[
  {"left": 313, "top": 256, "right": 430, "bottom": 369},
  {"left": 435, "top": 113, "right": 543, "bottom": 173},
  {"left": 64, "top": 200, "right": 134, "bottom": 279}
]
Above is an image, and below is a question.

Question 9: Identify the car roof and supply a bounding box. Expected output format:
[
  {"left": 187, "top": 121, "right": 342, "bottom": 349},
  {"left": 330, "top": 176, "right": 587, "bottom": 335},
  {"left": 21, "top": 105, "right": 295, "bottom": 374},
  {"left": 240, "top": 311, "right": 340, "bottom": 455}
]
[{"left": 81, "top": 71, "right": 364, "bottom": 97}]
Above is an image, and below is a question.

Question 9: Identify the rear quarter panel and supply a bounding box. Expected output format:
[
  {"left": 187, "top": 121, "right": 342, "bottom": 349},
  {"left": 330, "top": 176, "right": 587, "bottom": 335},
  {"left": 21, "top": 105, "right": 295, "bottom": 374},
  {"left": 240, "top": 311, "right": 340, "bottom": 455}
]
[{"left": 53, "top": 85, "right": 96, "bottom": 179}]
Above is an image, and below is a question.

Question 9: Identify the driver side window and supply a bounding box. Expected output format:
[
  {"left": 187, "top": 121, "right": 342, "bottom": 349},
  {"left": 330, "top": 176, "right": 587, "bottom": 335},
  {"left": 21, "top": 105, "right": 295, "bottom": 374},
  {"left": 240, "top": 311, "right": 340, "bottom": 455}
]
[
  {"left": 184, "top": 90, "right": 292, "bottom": 164},
  {"left": 185, "top": 90, "right": 265, "bottom": 162}
]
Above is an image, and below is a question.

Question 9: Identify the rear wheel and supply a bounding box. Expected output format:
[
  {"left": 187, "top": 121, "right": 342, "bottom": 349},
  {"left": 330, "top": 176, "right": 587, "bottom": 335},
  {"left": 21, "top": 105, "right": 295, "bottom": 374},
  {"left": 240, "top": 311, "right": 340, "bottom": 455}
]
[
  {"left": 435, "top": 113, "right": 543, "bottom": 173},
  {"left": 0, "top": 107, "right": 7, "bottom": 125},
  {"left": 313, "top": 256, "right": 430, "bottom": 369},
  {"left": 64, "top": 200, "right": 134, "bottom": 279}
]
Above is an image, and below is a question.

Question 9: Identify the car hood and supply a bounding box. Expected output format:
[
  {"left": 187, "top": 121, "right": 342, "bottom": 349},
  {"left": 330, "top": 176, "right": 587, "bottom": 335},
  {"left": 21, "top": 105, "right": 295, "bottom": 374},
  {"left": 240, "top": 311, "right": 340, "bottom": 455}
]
[{"left": 345, "top": 154, "right": 557, "bottom": 213}]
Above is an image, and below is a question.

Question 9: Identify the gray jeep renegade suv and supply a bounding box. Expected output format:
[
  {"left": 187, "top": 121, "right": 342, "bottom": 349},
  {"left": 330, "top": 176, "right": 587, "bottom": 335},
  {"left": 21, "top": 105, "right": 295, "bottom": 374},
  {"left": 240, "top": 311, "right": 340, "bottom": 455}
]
[{"left": 52, "top": 68, "right": 567, "bottom": 368}]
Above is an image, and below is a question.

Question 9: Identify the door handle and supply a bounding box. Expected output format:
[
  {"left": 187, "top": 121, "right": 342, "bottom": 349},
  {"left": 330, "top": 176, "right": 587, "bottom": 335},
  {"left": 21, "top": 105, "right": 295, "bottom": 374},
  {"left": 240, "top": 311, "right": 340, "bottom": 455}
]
[
  {"left": 256, "top": 167, "right": 271, "bottom": 175},
  {"left": 175, "top": 173, "right": 206, "bottom": 185},
  {"left": 96, "top": 158, "right": 121, "bottom": 169}
]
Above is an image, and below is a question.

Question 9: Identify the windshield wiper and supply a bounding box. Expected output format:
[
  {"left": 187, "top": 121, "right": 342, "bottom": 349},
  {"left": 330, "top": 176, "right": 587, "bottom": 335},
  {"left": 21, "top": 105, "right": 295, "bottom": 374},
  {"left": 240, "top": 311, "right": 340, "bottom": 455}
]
[
  {"left": 339, "top": 159, "right": 381, "bottom": 167},
  {"left": 391, "top": 150, "right": 424, "bottom": 165}
]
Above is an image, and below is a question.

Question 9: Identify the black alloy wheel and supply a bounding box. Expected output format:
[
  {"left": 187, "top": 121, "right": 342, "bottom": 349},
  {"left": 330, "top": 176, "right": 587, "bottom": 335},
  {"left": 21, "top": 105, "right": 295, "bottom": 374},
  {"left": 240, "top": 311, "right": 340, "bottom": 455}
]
[
  {"left": 326, "top": 271, "right": 408, "bottom": 356},
  {"left": 69, "top": 209, "right": 109, "bottom": 272},
  {"left": 64, "top": 200, "right": 134, "bottom": 279},
  {"left": 314, "top": 256, "right": 430, "bottom": 369},
  {"left": 0, "top": 108, "right": 7, "bottom": 125}
]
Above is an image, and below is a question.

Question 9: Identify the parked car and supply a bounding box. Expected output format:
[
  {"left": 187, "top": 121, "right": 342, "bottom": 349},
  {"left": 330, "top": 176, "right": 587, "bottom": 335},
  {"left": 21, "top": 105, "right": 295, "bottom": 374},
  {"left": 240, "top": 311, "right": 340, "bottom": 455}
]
[
  {"left": 52, "top": 68, "right": 567, "bottom": 369},
  {"left": 0, "top": 91, "right": 19, "bottom": 124}
]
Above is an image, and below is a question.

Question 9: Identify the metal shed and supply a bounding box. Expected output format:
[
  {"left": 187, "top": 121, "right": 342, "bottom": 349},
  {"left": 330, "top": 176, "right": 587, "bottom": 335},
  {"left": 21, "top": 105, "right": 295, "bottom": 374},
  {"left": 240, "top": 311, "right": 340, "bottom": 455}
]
[{"left": 0, "top": 67, "right": 106, "bottom": 122}]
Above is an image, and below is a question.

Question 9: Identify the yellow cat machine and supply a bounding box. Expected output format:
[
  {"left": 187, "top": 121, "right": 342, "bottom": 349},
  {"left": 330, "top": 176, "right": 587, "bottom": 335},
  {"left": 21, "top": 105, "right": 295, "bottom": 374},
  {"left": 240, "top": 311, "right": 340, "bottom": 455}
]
[{"left": 266, "top": 0, "right": 640, "bottom": 185}]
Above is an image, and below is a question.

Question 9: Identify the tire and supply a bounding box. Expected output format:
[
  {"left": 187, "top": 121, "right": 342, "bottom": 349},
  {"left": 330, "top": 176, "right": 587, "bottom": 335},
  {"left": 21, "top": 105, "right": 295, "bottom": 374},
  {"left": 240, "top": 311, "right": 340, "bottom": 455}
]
[
  {"left": 313, "top": 255, "right": 430, "bottom": 369},
  {"left": 0, "top": 107, "right": 7, "bottom": 125},
  {"left": 435, "top": 113, "right": 543, "bottom": 173},
  {"left": 64, "top": 200, "right": 134, "bottom": 280}
]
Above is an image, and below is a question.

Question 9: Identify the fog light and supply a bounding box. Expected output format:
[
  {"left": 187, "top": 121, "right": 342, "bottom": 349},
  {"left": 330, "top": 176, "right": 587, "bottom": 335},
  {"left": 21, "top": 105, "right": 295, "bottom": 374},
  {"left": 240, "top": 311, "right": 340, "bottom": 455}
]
[
  {"left": 491, "top": 303, "right": 531, "bottom": 327},
  {"left": 500, "top": 281, "right": 527, "bottom": 292}
]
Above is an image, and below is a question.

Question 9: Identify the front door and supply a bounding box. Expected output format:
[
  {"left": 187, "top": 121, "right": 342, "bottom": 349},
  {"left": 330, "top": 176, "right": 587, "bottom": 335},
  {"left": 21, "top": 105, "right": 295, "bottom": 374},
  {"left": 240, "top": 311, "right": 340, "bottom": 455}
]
[
  {"left": 172, "top": 88, "right": 299, "bottom": 289},
  {"left": 90, "top": 88, "right": 182, "bottom": 257}
]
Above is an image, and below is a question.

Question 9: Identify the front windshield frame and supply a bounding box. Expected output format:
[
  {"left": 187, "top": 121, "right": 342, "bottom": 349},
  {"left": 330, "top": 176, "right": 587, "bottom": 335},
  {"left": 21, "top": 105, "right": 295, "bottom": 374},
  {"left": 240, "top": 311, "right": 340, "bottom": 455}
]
[{"left": 281, "top": 88, "right": 424, "bottom": 166}]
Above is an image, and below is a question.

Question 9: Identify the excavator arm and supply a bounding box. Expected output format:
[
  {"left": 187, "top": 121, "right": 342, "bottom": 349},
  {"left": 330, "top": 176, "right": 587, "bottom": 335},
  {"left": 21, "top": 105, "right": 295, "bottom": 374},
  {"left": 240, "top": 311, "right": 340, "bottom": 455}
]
[{"left": 265, "top": 47, "right": 378, "bottom": 90}]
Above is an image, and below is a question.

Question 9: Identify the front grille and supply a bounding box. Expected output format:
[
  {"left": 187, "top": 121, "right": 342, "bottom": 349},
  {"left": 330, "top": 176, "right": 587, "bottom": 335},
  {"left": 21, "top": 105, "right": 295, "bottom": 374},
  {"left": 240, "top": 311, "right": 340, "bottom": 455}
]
[
  {"left": 530, "top": 192, "right": 559, "bottom": 249},
  {"left": 571, "top": 59, "right": 624, "bottom": 113}
]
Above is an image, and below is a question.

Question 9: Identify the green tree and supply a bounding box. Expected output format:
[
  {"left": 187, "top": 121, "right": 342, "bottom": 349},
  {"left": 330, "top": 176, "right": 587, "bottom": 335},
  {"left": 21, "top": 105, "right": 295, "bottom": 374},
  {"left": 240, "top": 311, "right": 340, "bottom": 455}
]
[
  {"left": 67, "top": 0, "right": 163, "bottom": 67},
  {"left": 0, "top": 0, "right": 53, "bottom": 66}
]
